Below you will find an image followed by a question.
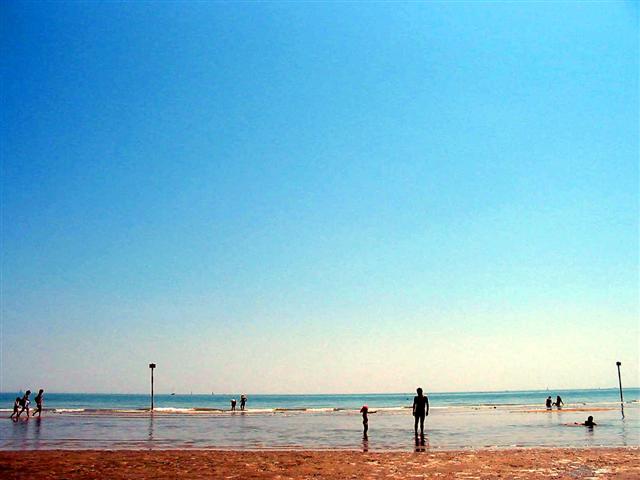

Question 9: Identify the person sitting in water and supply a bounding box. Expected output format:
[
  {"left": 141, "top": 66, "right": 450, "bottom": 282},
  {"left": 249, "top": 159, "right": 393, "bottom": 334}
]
[
  {"left": 581, "top": 416, "right": 596, "bottom": 427},
  {"left": 32, "top": 389, "right": 44, "bottom": 417},
  {"left": 545, "top": 396, "right": 553, "bottom": 409},
  {"left": 554, "top": 395, "right": 564, "bottom": 409},
  {"left": 9, "top": 397, "right": 21, "bottom": 420}
]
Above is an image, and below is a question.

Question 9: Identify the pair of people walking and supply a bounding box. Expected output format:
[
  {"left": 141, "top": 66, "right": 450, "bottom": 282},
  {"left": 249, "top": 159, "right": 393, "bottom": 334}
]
[{"left": 10, "top": 389, "right": 44, "bottom": 420}]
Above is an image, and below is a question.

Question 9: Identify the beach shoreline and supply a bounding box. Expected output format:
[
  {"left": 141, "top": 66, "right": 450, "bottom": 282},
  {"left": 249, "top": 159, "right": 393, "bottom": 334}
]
[{"left": 1, "top": 447, "right": 638, "bottom": 479}]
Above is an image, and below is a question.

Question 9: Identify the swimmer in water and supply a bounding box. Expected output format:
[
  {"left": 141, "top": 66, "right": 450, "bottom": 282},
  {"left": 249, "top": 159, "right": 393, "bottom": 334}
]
[{"left": 570, "top": 416, "right": 596, "bottom": 427}]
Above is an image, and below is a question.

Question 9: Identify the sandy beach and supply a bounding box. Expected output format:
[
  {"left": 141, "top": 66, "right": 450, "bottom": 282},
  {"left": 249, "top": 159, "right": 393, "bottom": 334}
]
[{"left": 1, "top": 448, "right": 638, "bottom": 479}]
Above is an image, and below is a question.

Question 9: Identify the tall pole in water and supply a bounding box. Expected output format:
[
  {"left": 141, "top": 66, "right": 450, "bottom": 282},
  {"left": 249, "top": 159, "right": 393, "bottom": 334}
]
[
  {"left": 149, "top": 363, "right": 156, "bottom": 411},
  {"left": 616, "top": 361, "right": 624, "bottom": 418}
]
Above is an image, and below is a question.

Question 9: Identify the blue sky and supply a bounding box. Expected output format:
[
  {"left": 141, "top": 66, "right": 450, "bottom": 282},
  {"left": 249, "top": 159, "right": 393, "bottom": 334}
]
[{"left": 1, "top": 1, "right": 638, "bottom": 393}]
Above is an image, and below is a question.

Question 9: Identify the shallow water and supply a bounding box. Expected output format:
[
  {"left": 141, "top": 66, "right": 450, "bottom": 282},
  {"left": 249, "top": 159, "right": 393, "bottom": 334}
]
[{"left": 1, "top": 403, "right": 637, "bottom": 451}]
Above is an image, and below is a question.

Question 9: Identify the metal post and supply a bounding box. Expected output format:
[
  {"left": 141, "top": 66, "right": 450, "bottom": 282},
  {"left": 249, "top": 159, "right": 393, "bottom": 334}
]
[
  {"left": 149, "top": 363, "right": 156, "bottom": 411},
  {"left": 616, "top": 361, "right": 624, "bottom": 418}
]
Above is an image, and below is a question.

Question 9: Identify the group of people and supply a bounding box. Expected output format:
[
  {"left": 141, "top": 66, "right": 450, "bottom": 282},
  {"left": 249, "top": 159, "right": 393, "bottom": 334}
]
[
  {"left": 360, "top": 387, "right": 430, "bottom": 440},
  {"left": 545, "top": 395, "right": 564, "bottom": 409},
  {"left": 9, "top": 389, "right": 44, "bottom": 421},
  {"left": 230, "top": 394, "right": 247, "bottom": 411},
  {"left": 7, "top": 388, "right": 597, "bottom": 432},
  {"left": 545, "top": 395, "right": 597, "bottom": 427}
]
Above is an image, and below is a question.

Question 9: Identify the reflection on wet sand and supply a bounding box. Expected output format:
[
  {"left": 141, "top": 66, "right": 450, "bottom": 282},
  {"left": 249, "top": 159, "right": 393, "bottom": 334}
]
[
  {"left": 148, "top": 414, "right": 154, "bottom": 443},
  {"left": 414, "top": 433, "right": 429, "bottom": 452},
  {"left": 32, "top": 418, "right": 42, "bottom": 449},
  {"left": 362, "top": 435, "right": 368, "bottom": 452}
]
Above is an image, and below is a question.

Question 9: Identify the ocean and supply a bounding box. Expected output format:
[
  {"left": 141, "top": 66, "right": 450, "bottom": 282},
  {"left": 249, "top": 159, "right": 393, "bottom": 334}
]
[{"left": 1, "top": 388, "right": 638, "bottom": 451}]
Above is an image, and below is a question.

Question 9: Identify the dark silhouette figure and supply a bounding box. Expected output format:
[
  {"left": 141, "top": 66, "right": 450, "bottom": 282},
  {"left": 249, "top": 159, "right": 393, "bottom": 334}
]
[
  {"left": 360, "top": 405, "right": 369, "bottom": 436},
  {"left": 230, "top": 398, "right": 237, "bottom": 411},
  {"left": 554, "top": 395, "right": 563, "bottom": 409},
  {"left": 412, "top": 387, "right": 429, "bottom": 436},
  {"left": 582, "top": 416, "right": 596, "bottom": 427},
  {"left": 9, "top": 397, "right": 20, "bottom": 421},
  {"left": 240, "top": 394, "right": 247, "bottom": 411},
  {"left": 16, "top": 391, "right": 31, "bottom": 419},
  {"left": 545, "top": 396, "right": 553, "bottom": 409},
  {"left": 32, "top": 390, "right": 44, "bottom": 417}
]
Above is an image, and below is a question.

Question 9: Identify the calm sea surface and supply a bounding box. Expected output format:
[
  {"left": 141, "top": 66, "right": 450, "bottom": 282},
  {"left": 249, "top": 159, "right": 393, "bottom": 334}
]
[{"left": 1, "top": 389, "right": 638, "bottom": 450}]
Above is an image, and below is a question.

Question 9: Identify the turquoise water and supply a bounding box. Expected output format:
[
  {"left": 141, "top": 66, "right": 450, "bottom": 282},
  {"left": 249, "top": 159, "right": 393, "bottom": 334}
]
[
  {"left": 1, "top": 389, "right": 638, "bottom": 450},
  {"left": 1, "top": 388, "right": 637, "bottom": 412}
]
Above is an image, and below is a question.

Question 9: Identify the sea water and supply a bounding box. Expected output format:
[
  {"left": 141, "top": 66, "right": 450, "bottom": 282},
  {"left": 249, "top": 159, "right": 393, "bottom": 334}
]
[{"left": 1, "top": 389, "right": 638, "bottom": 450}]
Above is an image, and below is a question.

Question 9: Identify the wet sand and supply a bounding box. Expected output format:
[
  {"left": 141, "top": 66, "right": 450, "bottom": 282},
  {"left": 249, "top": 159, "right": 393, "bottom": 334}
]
[{"left": 1, "top": 448, "right": 638, "bottom": 479}]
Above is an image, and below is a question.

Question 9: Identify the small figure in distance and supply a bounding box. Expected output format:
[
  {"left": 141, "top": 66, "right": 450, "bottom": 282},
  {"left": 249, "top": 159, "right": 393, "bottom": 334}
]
[
  {"left": 545, "top": 396, "right": 553, "bottom": 410},
  {"left": 554, "top": 395, "right": 564, "bottom": 410},
  {"left": 230, "top": 398, "right": 237, "bottom": 411},
  {"left": 413, "top": 387, "right": 429, "bottom": 437},
  {"left": 9, "top": 397, "right": 21, "bottom": 421},
  {"left": 240, "top": 394, "right": 247, "bottom": 411},
  {"left": 16, "top": 390, "right": 31, "bottom": 419},
  {"left": 32, "top": 389, "right": 45, "bottom": 418}
]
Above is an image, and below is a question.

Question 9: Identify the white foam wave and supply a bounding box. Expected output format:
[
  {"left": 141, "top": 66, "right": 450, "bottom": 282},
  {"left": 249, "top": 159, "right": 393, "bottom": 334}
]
[{"left": 153, "top": 407, "right": 196, "bottom": 413}]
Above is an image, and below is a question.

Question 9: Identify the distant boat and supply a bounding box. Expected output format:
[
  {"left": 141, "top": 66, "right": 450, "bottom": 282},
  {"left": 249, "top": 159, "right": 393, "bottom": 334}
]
[{"left": 170, "top": 393, "right": 176, "bottom": 396}]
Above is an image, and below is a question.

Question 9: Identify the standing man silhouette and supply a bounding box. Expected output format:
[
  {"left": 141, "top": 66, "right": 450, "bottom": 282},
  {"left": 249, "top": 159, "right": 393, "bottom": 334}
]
[{"left": 412, "top": 387, "right": 429, "bottom": 437}]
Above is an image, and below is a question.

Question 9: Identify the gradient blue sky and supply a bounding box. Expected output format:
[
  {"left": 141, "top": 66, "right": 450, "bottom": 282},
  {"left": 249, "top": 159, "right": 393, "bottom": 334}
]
[{"left": 1, "top": 1, "right": 638, "bottom": 394}]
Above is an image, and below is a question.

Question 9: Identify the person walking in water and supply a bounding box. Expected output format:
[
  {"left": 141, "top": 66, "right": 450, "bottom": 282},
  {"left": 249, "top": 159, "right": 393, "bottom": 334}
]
[
  {"left": 412, "top": 387, "right": 429, "bottom": 437},
  {"left": 9, "top": 397, "right": 21, "bottom": 421},
  {"left": 554, "top": 395, "right": 564, "bottom": 409},
  {"left": 240, "top": 394, "right": 247, "bottom": 411},
  {"left": 545, "top": 396, "right": 553, "bottom": 409},
  {"left": 16, "top": 390, "right": 31, "bottom": 419},
  {"left": 230, "top": 398, "right": 237, "bottom": 411},
  {"left": 32, "top": 390, "right": 44, "bottom": 418}
]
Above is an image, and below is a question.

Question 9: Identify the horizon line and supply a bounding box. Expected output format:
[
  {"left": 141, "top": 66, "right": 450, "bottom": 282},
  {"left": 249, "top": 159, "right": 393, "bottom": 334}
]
[{"left": 2, "top": 386, "right": 637, "bottom": 396}]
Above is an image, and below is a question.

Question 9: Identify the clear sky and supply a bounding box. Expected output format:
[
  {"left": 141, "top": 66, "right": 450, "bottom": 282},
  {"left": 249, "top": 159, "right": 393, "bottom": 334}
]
[{"left": 1, "top": 1, "right": 638, "bottom": 394}]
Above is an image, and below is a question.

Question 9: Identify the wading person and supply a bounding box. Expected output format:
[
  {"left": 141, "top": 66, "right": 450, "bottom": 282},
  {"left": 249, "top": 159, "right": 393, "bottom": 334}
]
[
  {"left": 554, "top": 395, "right": 564, "bottom": 409},
  {"left": 360, "top": 404, "right": 369, "bottom": 437},
  {"left": 412, "top": 387, "right": 429, "bottom": 437},
  {"left": 9, "top": 397, "right": 21, "bottom": 420},
  {"left": 32, "top": 389, "right": 44, "bottom": 417},
  {"left": 16, "top": 390, "right": 31, "bottom": 419}
]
